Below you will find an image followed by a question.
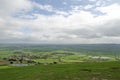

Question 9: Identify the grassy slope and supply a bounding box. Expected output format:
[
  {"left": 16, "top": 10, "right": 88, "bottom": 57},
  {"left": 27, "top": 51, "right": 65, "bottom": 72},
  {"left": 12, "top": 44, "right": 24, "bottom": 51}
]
[{"left": 0, "top": 61, "right": 120, "bottom": 80}]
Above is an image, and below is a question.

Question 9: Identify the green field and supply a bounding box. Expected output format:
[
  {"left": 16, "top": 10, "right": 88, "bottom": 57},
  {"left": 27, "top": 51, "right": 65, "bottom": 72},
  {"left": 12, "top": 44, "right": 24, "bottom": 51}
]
[
  {"left": 0, "top": 44, "right": 119, "bottom": 64},
  {"left": 0, "top": 61, "right": 120, "bottom": 80}
]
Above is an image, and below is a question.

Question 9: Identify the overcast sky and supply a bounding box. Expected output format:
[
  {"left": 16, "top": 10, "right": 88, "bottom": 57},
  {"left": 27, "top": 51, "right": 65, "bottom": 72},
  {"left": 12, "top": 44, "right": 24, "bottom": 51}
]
[{"left": 0, "top": 0, "right": 120, "bottom": 44}]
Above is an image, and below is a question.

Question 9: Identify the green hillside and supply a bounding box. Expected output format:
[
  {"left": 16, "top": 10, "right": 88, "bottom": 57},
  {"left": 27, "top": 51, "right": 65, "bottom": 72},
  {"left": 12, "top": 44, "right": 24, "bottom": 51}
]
[{"left": 0, "top": 61, "right": 120, "bottom": 80}]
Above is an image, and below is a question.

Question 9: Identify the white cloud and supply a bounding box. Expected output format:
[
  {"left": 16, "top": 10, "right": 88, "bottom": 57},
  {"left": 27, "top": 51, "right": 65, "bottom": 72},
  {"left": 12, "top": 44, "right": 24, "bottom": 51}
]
[
  {"left": 84, "top": 5, "right": 94, "bottom": 9},
  {"left": 89, "top": 0, "right": 96, "bottom": 2},
  {"left": 0, "top": 0, "right": 32, "bottom": 16},
  {"left": 32, "top": 2, "right": 54, "bottom": 12},
  {"left": 97, "top": 4, "right": 120, "bottom": 18}
]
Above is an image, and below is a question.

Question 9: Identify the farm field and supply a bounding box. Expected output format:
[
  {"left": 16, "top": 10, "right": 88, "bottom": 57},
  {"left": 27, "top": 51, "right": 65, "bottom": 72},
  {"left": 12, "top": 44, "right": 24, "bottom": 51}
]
[{"left": 0, "top": 44, "right": 119, "bottom": 63}]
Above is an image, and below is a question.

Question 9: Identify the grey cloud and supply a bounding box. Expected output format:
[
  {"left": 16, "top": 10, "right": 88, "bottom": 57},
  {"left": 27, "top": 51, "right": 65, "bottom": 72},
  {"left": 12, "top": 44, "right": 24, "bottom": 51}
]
[
  {"left": 63, "top": 19, "right": 120, "bottom": 39},
  {"left": 64, "top": 28, "right": 102, "bottom": 39},
  {"left": 97, "top": 19, "right": 120, "bottom": 37},
  {"left": 56, "top": 35, "right": 75, "bottom": 39}
]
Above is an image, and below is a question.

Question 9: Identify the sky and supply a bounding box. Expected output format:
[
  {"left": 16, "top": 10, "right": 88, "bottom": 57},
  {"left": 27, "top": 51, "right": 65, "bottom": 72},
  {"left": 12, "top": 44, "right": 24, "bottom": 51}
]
[{"left": 0, "top": 0, "right": 120, "bottom": 44}]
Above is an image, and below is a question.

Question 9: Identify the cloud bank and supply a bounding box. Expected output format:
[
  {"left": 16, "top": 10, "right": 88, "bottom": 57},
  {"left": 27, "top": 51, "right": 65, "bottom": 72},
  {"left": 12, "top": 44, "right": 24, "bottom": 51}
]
[{"left": 0, "top": 0, "right": 120, "bottom": 44}]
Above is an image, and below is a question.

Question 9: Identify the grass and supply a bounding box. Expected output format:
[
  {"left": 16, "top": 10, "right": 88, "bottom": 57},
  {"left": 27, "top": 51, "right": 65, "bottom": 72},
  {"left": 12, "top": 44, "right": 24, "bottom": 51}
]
[
  {"left": 0, "top": 61, "right": 120, "bottom": 80},
  {"left": 0, "top": 66, "right": 11, "bottom": 69}
]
